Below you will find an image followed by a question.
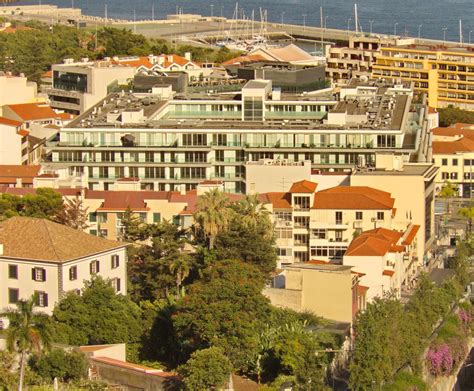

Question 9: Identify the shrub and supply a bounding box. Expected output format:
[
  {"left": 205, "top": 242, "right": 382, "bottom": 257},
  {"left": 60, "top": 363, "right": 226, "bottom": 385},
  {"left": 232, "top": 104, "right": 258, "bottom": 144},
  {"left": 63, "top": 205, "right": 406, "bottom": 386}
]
[
  {"left": 382, "top": 371, "right": 428, "bottom": 391},
  {"left": 29, "top": 349, "right": 88, "bottom": 383},
  {"left": 426, "top": 344, "right": 453, "bottom": 376}
]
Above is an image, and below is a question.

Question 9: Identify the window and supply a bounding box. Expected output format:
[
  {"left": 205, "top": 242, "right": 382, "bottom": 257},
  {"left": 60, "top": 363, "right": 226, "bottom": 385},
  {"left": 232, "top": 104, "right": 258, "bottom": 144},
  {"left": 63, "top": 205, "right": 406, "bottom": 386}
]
[
  {"left": 8, "top": 265, "right": 18, "bottom": 279},
  {"left": 441, "top": 172, "right": 449, "bottom": 180},
  {"left": 89, "top": 212, "right": 97, "bottom": 222},
  {"left": 312, "top": 229, "right": 327, "bottom": 239},
  {"left": 355, "top": 211, "right": 363, "bottom": 220},
  {"left": 377, "top": 212, "right": 385, "bottom": 221},
  {"left": 451, "top": 172, "right": 458, "bottom": 180},
  {"left": 153, "top": 213, "right": 161, "bottom": 223},
  {"left": 90, "top": 229, "right": 97, "bottom": 236},
  {"left": 111, "top": 278, "right": 121, "bottom": 293},
  {"left": 464, "top": 159, "right": 472, "bottom": 166},
  {"left": 111, "top": 255, "right": 120, "bottom": 269},
  {"left": 90, "top": 260, "right": 100, "bottom": 274},
  {"left": 452, "top": 159, "right": 458, "bottom": 166},
  {"left": 32, "top": 267, "right": 46, "bottom": 282},
  {"left": 335, "top": 211, "right": 343, "bottom": 225},
  {"left": 277, "top": 248, "right": 292, "bottom": 257},
  {"left": 99, "top": 229, "right": 108, "bottom": 238},
  {"left": 441, "top": 158, "right": 448, "bottom": 166},
  {"left": 8, "top": 288, "right": 19, "bottom": 304},
  {"left": 35, "top": 291, "right": 48, "bottom": 307},
  {"left": 69, "top": 266, "right": 77, "bottom": 281},
  {"left": 276, "top": 228, "right": 292, "bottom": 239}
]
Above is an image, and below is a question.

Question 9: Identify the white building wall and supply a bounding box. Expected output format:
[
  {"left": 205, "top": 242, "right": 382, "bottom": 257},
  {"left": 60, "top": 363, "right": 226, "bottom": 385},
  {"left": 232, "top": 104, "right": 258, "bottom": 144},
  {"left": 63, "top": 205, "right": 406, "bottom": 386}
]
[{"left": 0, "top": 124, "right": 23, "bottom": 164}]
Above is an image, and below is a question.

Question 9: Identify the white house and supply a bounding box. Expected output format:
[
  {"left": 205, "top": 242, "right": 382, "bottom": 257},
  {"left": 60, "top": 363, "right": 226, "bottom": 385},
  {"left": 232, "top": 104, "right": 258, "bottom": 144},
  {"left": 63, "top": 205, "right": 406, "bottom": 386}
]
[
  {"left": 342, "top": 225, "right": 419, "bottom": 301},
  {"left": 0, "top": 217, "right": 128, "bottom": 316},
  {"left": 0, "top": 117, "right": 28, "bottom": 165}
]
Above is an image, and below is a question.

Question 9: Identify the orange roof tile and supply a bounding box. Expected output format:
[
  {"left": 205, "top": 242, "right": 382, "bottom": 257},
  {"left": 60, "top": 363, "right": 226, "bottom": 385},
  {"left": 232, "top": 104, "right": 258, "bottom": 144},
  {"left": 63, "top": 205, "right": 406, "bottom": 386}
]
[
  {"left": 7, "top": 103, "right": 59, "bottom": 121},
  {"left": 383, "top": 270, "right": 395, "bottom": 277},
  {"left": 432, "top": 138, "right": 474, "bottom": 154},
  {"left": 307, "top": 259, "right": 329, "bottom": 265},
  {"left": 0, "top": 165, "right": 41, "bottom": 180},
  {"left": 289, "top": 180, "right": 318, "bottom": 193},
  {"left": 113, "top": 56, "right": 154, "bottom": 69},
  {"left": 432, "top": 126, "right": 474, "bottom": 140},
  {"left": 345, "top": 228, "right": 403, "bottom": 257},
  {"left": 313, "top": 186, "right": 394, "bottom": 210},
  {"left": 402, "top": 225, "right": 420, "bottom": 245},
  {"left": 223, "top": 54, "right": 267, "bottom": 65},
  {"left": 0, "top": 117, "right": 22, "bottom": 127},
  {"left": 262, "top": 192, "right": 292, "bottom": 209},
  {"left": 42, "top": 70, "right": 53, "bottom": 78},
  {"left": 357, "top": 285, "right": 369, "bottom": 295}
]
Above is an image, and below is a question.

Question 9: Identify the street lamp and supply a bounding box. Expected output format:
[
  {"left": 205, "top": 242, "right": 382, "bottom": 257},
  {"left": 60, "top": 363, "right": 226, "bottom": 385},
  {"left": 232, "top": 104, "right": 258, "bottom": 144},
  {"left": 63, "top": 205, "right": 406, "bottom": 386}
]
[
  {"left": 394, "top": 22, "right": 399, "bottom": 36},
  {"left": 369, "top": 20, "right": 374, "bottom": 34},
  {"left": 442, "top": 27, "right": 448, "bottom": 44},
  {"left": 325, "top": 16, "right": 328, "bottom": 29},
  {"left": 347, "top": 17, "right": 352, "bottom": 34},
  {"left": 210, "top": 4, "right": 214, "bottom": 17},
  {"left": 470, "top": 30, "right": 473, "bottom": 44},
  {"left": 302, "top": 14, "right": 306, "bottom": 30},
  {"left": 418, "top": 24, "right": 422, "bottom": 38},
  {"left": 281, "top": 11, "right": 285, "bottom": 26}
]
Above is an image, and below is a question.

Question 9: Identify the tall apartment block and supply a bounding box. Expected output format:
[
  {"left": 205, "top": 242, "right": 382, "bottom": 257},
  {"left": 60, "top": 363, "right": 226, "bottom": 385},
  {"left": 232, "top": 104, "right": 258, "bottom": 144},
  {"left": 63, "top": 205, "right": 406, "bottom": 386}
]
[
  {"left": 45, "top": 79, "right": 432, "bottom": 193},
  {"left": 372, "top": 45, "right": 474, "bottom": 110}
]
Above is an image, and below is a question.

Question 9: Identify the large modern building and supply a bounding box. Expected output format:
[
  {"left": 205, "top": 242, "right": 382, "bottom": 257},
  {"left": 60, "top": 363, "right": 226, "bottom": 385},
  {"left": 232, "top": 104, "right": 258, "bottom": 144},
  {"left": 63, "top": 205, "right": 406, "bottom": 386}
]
[
  {"left": 47, "top": 60, "right": 136, "bottom": 115},
  {"left": 45, "top": 78, "right": 432, "bottom": 193},
  {"left": 372, "top": 45, "right": 474, "bottom": 110}
]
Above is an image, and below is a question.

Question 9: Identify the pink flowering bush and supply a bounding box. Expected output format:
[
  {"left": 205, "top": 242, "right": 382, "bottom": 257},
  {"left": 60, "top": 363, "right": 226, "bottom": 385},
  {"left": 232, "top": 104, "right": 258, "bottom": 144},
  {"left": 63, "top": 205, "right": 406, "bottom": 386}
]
[
  {"left": 426, "top": 344, "right": 454, "bottom": 376},
  {"left": 458, "top": 309, "right": 470, "bottom": 324}
]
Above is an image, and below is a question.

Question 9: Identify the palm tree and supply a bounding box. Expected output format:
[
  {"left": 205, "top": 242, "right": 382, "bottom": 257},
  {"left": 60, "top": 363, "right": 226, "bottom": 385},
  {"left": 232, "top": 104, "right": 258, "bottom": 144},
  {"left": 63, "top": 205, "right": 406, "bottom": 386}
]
[
  {"left": 458, "top": 204, "right": 474, "bottom": 234},
  {"left": 169, "top": 255, "right": 191, "bottom": 298},
  {"left": 438, "top": 182, "right": 458, "bottom": 214},
  {"left": 194, "top": 188, "right": 231, "bottom": 249},
  {"left": 238, "top": 194, "right": 270, "bottom": 229},
  {"left": 1, "top": 294, "right": 52, "bottom": 391}
]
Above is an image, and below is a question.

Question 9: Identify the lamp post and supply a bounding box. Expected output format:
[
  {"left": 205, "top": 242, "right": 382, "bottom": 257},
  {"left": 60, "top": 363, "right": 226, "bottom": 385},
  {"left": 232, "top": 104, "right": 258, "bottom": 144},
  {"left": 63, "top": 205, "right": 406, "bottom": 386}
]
[
  {"left": 325, "top": 16, "right": 328, "bottom": 29},
  {"left": 210, "top": 4, "right": 214, "bottom": 17},
  {"left": 369, "top": 20, "right": 374, "bottom": 34},
  {"left": 281, "top": 11, "right": 285, "bottom": 26},
  {"left": 418, "top": 24, "right": 422, "bottom": 38},
  {"left": 394, "top": 22, "right": 399, "bottom": 36},
  {"left": 302, "top": 13, "right": 306, "bottom": 30},
  {"left": 442, "top": 27, "right": 448, "bottom": 44},
  {"left": 469, "top": 30, "right": 473, "bottom": 44},
  {"left": 347, "top": 17, "right": 352, "bottom": 35}
]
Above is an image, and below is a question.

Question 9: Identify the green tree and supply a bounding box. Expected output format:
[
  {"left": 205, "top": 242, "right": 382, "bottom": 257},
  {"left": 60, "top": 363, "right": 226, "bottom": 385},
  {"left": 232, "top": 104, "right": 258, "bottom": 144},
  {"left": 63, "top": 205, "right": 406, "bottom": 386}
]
[
  {"left": 54, "top": 196, "right": 89, "bottom": 230},
  {"left": 169, "top": 253, "right": 192, "bottom": 298},
  {"left": 178, "top": 347, "right": 232, "bottom": 391},
  {"left": 194, "top": 189, "right": 231, "bottom": 249},
  {"left": 1, "top": 294, "right": 52, "bottom": 391},
  {"left": 438, "top": 182, "right": 458, "bottom": 214},
  {"left": 172, "top": 259, "right": 271, "bottom": 370},
  {"left": 439, "top": 106, "right": 474, "bottom": 127},
  {"left": 52, "top": 277, "right": 142, "bottom": 351},
  {"left": 29, "top": 348, "right": 88, "bottom": 383},
  {"left": 0, "top": 350, "right": 17, "bottom": 390},
  {"left": 120, "top": 207, "right": 150, "bottom": 242},
  {"left": 458, "top": 204, "right": 474, "bottom": 234}
]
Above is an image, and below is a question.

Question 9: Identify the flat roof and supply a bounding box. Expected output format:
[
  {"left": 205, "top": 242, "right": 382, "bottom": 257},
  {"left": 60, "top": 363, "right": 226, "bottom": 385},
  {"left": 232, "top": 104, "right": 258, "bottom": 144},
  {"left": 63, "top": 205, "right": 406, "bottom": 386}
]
[
  {"left": 354, "top": 164, "right": 438, "bottom": 177},
  {"left": 287, "top": 262, "right": 353, "bottom": 272}
]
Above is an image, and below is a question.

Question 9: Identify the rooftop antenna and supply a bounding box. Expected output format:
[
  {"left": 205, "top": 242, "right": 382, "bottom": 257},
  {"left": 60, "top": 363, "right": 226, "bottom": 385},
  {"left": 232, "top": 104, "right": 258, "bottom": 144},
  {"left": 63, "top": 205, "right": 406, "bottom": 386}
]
[{"left": 354, "top": 3, "right": 358, "bottom": 34}]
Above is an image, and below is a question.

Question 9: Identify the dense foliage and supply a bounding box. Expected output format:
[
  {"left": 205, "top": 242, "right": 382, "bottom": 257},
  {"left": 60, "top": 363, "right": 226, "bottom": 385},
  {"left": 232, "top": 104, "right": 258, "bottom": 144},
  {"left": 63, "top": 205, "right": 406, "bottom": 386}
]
[
  {"left": 29, "top": 349, "right": 88, "bottom": 383},
  {"left": 0, "top": 188, "right": 63, "bottom": 220},
  {"left": 52, "top": 277, "right": 142, "bottom": 357},
  {"left": 439, "top": 106, "right": 474, "bottom": 127},
  {"left": 178, "top": 347, "right": 233, "bottom": 391},
  {"left": 0, "top": 21, "right": 239, "bottom": 83}
]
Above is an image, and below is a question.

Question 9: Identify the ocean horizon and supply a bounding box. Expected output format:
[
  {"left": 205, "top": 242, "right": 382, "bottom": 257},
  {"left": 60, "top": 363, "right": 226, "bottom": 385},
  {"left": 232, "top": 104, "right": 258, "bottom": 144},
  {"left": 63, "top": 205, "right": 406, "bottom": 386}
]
[{"left": 12, "top": 0, "right": 474, "bottom": 43}]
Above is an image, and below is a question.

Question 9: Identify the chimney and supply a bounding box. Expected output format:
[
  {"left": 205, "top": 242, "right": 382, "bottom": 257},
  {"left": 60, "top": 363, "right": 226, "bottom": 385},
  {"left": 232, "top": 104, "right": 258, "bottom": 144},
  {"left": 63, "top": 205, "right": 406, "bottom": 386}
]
[
  {"left": 184, "top": 52, "right": 192, "bottom": 61},
  {"left": 167, "top": 55, "right": 174, "bottom": 63}
]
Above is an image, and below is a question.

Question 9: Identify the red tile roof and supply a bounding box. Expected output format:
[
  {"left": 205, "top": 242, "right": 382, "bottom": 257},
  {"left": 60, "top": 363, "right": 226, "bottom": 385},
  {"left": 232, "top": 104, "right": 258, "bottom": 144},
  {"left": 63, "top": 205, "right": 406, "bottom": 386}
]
[
  {"left": 289, "top": 180, "right": 318, "bottom": 193},
  {"left": 402, "top": 225, "right": 420, "bottom": 245},
  {"left": 313, "top": 186, "right": 395, "bottom": 210},
  {"left": 345, "top": 228, "right": 404, "bottom": 257},
  {"left": 357, "top": 285, "right": 369, "bottom": 295},
  {"left": 383, "top": 270, "right": 395, "bottom": 277},
  {"left": 0, "top": 117, "right": 22, "bottom": 127},
  {"left": 6, "top": 103, "right": 59, "bottom": 121},
  {"left": 261, "top": 192, "right": 292, "bottom": 209},
  {"left": 0, "top": 165, "right": 41, "bottom": 184},
  {"left": 113, "top": 56, "right": 154, "bottom": 69},
  {"left": 432, "top": 137, "right": 474, "bottom": 154},
  {"left": 223, "top": 54, "right": 267, "bottom": 65}
]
